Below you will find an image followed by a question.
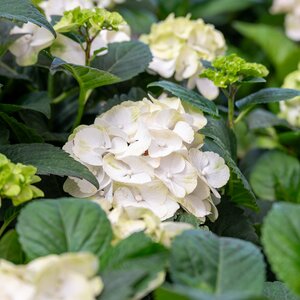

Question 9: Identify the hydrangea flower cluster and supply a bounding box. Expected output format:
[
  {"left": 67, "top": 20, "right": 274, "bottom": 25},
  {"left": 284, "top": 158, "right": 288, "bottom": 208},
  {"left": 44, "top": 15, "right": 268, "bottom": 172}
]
[
  {"left": 200, "top": 54, "right": 269, "bottom": 88},
  {"left": 63, "top": 96, "right": 230, "bottom": 223},
  {"left": 279, "top": 63, "right": 300, "bottom": 127},
  {"left": 0, "top": 154, "right": 44, "bottom": 206},
  {"left": 270, "top": 0, "right": 300, "bottom": 41},
  {"left": 140, "top": 14, "right": 226, "bottom": 100},
  {"left": 0, "top": 253, "right": 103, "bottom": 300}
]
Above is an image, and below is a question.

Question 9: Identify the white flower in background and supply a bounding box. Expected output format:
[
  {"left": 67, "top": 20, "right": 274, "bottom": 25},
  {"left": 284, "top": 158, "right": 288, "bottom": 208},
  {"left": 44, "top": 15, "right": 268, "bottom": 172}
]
[
  {"left": 9, "top": 23, "right": 55, "bottom": 66},
  {"left": 50, "top": 24, "right": 131, "bottom": 65},
  {"left": 270, "top": 0, "right": 300, "bottom": 41},
  {"left": 39, "top": 0, "right": 126, "bottom": 20},
  {"left": 279, "top": 64, "right": 300, "bottom": 127},
  {"left": 63, "top": 96, "right": 230, "bottom": 225},
  {"left": 0, "top": 253, "right": 103, "bottom": 300},
  {"left": 140, "top": 14, "right": 226, "bottom": 100}
]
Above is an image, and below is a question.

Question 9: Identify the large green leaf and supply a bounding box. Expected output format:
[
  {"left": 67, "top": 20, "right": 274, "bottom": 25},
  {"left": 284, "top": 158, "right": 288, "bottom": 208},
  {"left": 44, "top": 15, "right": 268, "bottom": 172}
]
[
  {"left": 51, "top": 58, "right": 120, "bottom": 92},
  {"left": 0, "top": 143, "right": 99, "bottom": 188},
  {"left": 234, "top": 22, "right": 300, "bottom": 80},
  {"left": 263, "top": 282, "right": 300, "bottom": 300},
  {"left": 92, "top": 41, "right": 152, "bottom": 81},
  {"left": 148, "top": 81, "right": 219, "bottom": 116},
  {"left": 262, "top": 203, "right": 300, "bottom": 295},
  {"left": 192, "top": 0, "right": 258, "bottom": 17},
  {"left": 0, "top": 112, "right": 44, "bottom": 143},
  {"left": 250, "top": 151, "right": 300, "bottom": 202},
  {"left": 0, "top": 230, "right": 24, "bottom": 264},
  {"left": 0, "top": 91, "right": 51, "bottom": 118},
  {"left": 170, "top": 230, "right": 265, "bottom": 294},
  {"left": 155, "top": 284, "right": 264, "bottom": 300},
  {"left": 246, "top": 109, "right": 290, "bottom": 130},
  {"left": 0, "top": 0, "right": 55, "bottom": 36},
  {"left": 100, "top": 232, "right": 168, "bottom": 300},
  {"left": 236, "top": 88, "right": 300, "bottom": 110},
  {"left": 17, "top": 198, "right": 112, "bottom": 260}
]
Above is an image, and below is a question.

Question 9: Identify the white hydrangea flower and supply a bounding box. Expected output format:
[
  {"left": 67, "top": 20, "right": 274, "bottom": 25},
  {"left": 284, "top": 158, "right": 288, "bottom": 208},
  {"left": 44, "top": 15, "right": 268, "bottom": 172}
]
[
  {"left": 63, "top": 96, "right": 230, "bottom": 223},
  {"left": 270, "top": 0, "right": 300, "bottom": 41},
  {"left": 113, "top": 181, "right": 180, "bottom": 220},
  {"left": 278, "top": 64, "right": 300, "bottom": 127},
  {"left": 140, "top": 14, "right": 226, "bottom": 100},
  {"left": 0, "top": 253, "right": 103, "bottom": 300},
  {"left": 9, "top": 23, "right": 55, "bottom": 66},
  {"left": 189, "top": 149, "right": 230, "bottom": 198}
]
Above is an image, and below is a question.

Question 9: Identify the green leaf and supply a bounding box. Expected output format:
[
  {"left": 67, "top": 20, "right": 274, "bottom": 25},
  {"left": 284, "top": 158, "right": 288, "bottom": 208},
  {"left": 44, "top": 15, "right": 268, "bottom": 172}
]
[
  {"left": 201, "top": 117, "right": 257, "bottom": 210},
  {"left": 100, "top": 232, "right": 168, "bottom": 300},
  {"left": 92, "top": 41, "right": 152, "bottom": 82},
  {"left": 17, "top": 198, "right": 112, "bottom": 260},
  {"left": 0, "top": 230, "right": 24, "bottom": 264},
  {"left": 246, "top": 109, "right": 290, "bottom": 130},
  {"left": 233, "top": 22, "right": 300, "bottom": 80},
  {"left": 0, "top": 91, "right": 51, "bottom": 118},
  {"left": 170, "top": 230, "right": 265, "bottom": 294},
  {"left": 263, "top": 282, "right": 300, "bottom": 300},
  {"left": 100, "top": 269, "right": 148, "bottom": 300},
  {"left": 250, "top": 151, "right": 300, "bottom": 202},
  {"left": 236, "top": 88, "right": 300, "bottom": 110},
  {"left": 207, "top": 200, "right": 259, "bottom": 244},
  {"left": 262, "top": 203, "right": 300, "bottom": 295},
  {"left": 0, "top": 143, "right": 99, "bottom": 188},
  {"left": 0, "top": 112, "right": 44, "bottom": 143},
  {"left": 0, "top": 126, "right": 9, "bottom": 145},
  {"left": 148, "top": 81, "right": 219, "bottom": 117},
  {"left": 0, "top": 0, "right": 56, "bottom": 36},
  {"left": 51, "top": 58, "right": 120, "bottom": 92},
  {"left": 155, "top": 284, "right": 264, "bottom": 300},
  {"left": 51, "top": 58, "right": 120, "bottom": 127},
  {"left": 193, "top": 0, "right": 258, "bottom": 17}
]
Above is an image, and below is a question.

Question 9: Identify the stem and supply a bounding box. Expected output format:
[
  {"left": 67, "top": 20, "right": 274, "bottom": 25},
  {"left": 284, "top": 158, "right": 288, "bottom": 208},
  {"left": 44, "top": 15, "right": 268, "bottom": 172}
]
[
  {"left": 52, "top": 87, "right": 79, "bottom": 104},
  {"left": 227, "top": 85, "right": 239, "bottom": 129},
  {"left": 47, "top": 73, "right": 55, "bottom": 100},
  {"left": 72, "top": 89, "right": 92, "bottom": 130}
]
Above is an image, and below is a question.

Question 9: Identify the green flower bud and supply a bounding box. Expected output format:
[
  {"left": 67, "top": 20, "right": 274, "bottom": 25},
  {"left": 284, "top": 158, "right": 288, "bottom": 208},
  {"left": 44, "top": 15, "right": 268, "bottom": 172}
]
[
  {"left": 200, "top": 54, "right": 269, "bottom": 88},
  {"left": 0, "top": 154, "right": 44, "bottom": 206},
  {"left": 54, "top": 7, "right": 125, "bottom": 34}
]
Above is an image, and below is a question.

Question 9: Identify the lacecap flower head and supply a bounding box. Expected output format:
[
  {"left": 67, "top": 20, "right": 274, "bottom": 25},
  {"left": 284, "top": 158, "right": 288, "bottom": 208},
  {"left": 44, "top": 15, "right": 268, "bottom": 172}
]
[
  {"left": 63, "top": 95, "right": 230, "bottom": 223},
  {"left": 140, "top": 14, "right": 226, "bottom": 100}
]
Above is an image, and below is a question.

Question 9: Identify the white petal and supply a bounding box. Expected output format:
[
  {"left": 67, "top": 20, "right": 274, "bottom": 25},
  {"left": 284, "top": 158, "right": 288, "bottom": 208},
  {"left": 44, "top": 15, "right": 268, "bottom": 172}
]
[
  {"left": 196, "top": 77, "right": 219, "bottom": 100},
  {"left": 148, "top": 57, "right": 176, "bottom": 78},
  {"left": 173, "top": 121, "right": 194, "bottom": 143}
]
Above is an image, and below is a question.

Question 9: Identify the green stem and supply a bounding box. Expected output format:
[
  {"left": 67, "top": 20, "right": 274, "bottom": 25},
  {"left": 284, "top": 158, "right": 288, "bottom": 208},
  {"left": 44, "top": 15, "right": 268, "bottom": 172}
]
[
  {"left": 52, "top": 87, "right": 79, "bottom": 104},
  {"left": 47, "top": 73, "right": 55, "bottom": 100},
  {"left": 227, "top": 85, "right": 239, "bottom": 130},
  {"left": 72, "top": 89, "right": 92, "bottom": 130}
]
